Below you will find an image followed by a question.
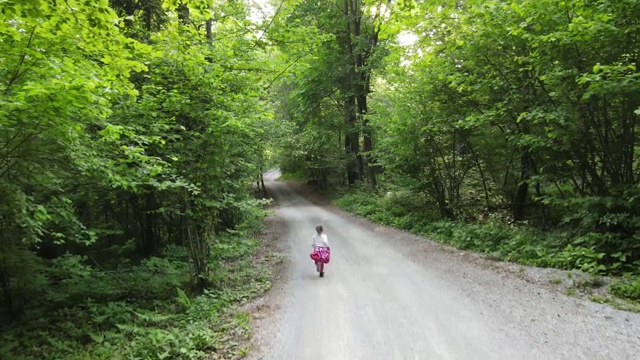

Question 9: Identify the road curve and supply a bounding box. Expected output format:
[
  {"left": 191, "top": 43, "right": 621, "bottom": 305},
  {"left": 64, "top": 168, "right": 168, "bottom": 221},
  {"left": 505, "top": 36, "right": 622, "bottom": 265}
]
[{"left": 251, "top": 172, "right": 640, "bottom": 360}]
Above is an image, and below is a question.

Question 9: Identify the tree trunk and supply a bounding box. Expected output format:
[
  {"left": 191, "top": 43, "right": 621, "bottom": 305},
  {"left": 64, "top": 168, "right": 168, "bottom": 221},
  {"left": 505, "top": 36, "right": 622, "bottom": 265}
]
[
  {"left": 183, "top": 189, "right": 210, "bottom": 294},
  {"left": 344, "top": 97, "right": 359, "bottom": 186},
  {"left": 143, "top": 193, "right": 159, "bottom": 256},
  {"left": 206, "top": 19, "right": 213, "bottom": 41},
  {"left": 260, "top": 172, "right": 267, "bottom": 197},
  {"left": 358, "top": 94, "right": 376, "bottom": 191},
  {"left": 512, "top": 150, "right": 533, "bottom": 221},
  {"left": 177, "top": 3, "right": 190, "bottom": 24},
  {"left": 347, "top": 0, "right": 378, "bottom": 190},
  {"left": 130, "top": 192, "right": 160, "bottom": 257},
  {"left": 143, "top": 2, "right": 152, "bottom": 31},
  {"left": 0, "top": 262, "right": 14, "bottom": 321},
  {"left": 433, "top": 176, "right": 455, "bottom": 220}
]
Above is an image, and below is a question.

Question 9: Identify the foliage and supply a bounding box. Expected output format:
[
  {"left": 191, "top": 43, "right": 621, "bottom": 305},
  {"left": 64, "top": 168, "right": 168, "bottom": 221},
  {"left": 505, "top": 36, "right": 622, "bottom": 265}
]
[
  {"left": 333, "top": 187, "right": 638, "bottom": 280},
  {"left": 333, "top": 185, "right": 439, "bottom": 230},
  {"left": 278, "top": 171, "right": 307, "bottom": 182},
  {"left": 268, "top": 0, "right": 397, "bottom": 189},
  {"left": 0, "top": 230, "right": 271, "bottom": 359},
  {"left": 0, "top": 0, "right": 277, "bottom": 358},
  {"left": 610, "top": 277, "right": 640, "bottom": 302}
]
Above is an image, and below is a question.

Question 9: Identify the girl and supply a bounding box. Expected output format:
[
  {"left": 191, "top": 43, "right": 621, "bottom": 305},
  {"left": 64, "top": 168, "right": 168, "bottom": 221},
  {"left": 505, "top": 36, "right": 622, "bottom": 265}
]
[{"left": 310, "top": 224, "right": 330, "bottom": 277}]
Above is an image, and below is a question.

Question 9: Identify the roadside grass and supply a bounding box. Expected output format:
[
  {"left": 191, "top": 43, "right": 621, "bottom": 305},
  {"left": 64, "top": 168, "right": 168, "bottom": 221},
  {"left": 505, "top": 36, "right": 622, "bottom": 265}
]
[
  {"left": 331, "top": 186, "right": 640, "bottom": 311},
  {"left": 590, "top": 294, "right": 640, "bottom": 313},
  {"left": 278, "top": 171, "right": 306, "bottom": 182}
]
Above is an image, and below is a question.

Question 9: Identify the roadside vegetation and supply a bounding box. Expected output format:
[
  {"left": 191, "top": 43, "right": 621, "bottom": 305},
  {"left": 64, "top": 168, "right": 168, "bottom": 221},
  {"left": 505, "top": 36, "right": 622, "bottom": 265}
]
[
  {"left": 332, "top": 187, "right": 640, "bottom": 308},
  {"left": 0, "top": 219, "right": 274, "bottom": 359}
]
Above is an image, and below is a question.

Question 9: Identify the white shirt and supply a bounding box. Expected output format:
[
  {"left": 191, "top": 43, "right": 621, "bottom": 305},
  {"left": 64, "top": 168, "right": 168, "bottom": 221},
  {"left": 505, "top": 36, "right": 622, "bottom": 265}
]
[{"left": 312, "top": 233, "right": 329, "bottom": 248}]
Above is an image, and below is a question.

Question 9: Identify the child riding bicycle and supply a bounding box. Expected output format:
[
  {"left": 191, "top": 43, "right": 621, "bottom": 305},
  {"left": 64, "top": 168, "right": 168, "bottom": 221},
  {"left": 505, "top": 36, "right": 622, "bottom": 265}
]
[{"left": 310, "top": 224, "right": 330, "bottom": 277}]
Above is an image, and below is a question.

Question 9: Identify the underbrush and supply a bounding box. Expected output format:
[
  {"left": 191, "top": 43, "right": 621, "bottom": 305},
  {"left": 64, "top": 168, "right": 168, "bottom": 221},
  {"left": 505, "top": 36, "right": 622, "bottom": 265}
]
[
  {"left": 278, "top": 171, "right": 306, "bottom": 182},
  {"left": 0, "top": 235, "right": 272, "bottom": 360},
  {"left": 333, "top": 187, "right": 640, "bottom": 306}
]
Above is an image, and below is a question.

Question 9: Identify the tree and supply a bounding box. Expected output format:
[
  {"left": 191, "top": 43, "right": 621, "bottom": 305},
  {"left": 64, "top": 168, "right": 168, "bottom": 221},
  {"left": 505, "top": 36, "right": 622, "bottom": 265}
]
[
  {"left": 368, "top": 0, "right": 640, "bottom": 263},
  {"left": 0, "top": 0, "right": 272, "bottom": 317},
  {"left": 268, "top": 0, "right": 392, "bottom": 189}
]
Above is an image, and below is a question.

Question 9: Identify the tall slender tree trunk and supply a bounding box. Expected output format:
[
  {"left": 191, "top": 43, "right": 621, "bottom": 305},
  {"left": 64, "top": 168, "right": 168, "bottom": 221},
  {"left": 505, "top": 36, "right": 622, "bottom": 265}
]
[
  {"left": 513, "top": 150, "right": 533, "bottom": 221},
  {"left": 344, "top": 97, "right": 360, "bottom": 185},
  {"left": 182, "top": 189, "right": 210, "bottom": 294},
  {"left": 177, "top": 3, "right": 189, "bottom": 24},
  {"left": 432, "top": 175, "right": 455, "bottom": 220},
  {"left": 260, "top": 172, "right": 267, "bottom": 197},
  {"left": 346, "top": 0, "right": 378, "bottom": 190},
  {"left": 143, "top": 193, "right": 159, "bottom": 256},
  {"left": 206, "top": 19, "right": 213, "bottom": 41},
  {"left": 358, "top": 94, "right": 376, "bottom": 191},
  {"left": 143, "top": 3, "right": 152, "bottom": 31},
  {"left": 343, "top": 0, "right": 362, "bottom": 186},
  {"left": 0, "top": 262, "right": 14, "bottom": 321}
]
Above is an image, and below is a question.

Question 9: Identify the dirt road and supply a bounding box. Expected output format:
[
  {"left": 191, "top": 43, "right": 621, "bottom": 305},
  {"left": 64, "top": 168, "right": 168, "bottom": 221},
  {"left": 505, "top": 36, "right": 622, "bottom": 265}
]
[{"left": 250, "top": 171, "right": 640, "bottom": 360}]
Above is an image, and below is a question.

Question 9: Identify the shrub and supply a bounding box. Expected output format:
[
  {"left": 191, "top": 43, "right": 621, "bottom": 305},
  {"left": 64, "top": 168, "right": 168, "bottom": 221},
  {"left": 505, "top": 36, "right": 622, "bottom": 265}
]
[
  {"left": 610, "top": 277, "right": 640, "bottom": 301},
  {"left": 0, "top": 229, "right": 271, "bottom": 360},
  {"left": 333, "top": 186, "right": 640, "bottom": 303}
]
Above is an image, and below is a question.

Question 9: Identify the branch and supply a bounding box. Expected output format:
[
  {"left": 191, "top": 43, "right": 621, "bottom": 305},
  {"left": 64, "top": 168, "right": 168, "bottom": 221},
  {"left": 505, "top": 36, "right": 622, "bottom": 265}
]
[
  {"left": 253, "top": 0, "right": 286, "bottom": 47},
  {"left": 263, "top": 53, "right": 309, "bottom": 91},
  {"left": 330, "top": 0, "right": 347, "bottom": 15},
  {"left": 328, "top": 94, "right": 347, "bottom": 116},
  {"left": 6, "top": 25, "right": 37, "bottom": 90}
]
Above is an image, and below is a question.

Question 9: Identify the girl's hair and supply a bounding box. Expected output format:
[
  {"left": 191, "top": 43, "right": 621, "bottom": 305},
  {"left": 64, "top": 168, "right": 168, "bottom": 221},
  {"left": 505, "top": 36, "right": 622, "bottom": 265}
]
[{"left": 315, "top": 224, "right": 323, "bottom": 234}]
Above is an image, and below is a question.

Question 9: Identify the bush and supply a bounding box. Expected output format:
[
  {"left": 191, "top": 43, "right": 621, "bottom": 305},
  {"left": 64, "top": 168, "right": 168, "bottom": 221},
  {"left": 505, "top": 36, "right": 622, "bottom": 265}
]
[
  {"left": 333, "top": 186, "right": 439, "bottom": 230},
  {"left": 333, "top": 186, "right": 640, "bottom": 305},
  {"left": 278, "top": 171, "right": 306, "bottom": 181},
  {"left": 0, "top": 230, "right": 271, "bottom": 360},
  {"left": 610, "top": 277, "right": 640, "bottom": 301},
  {"left": 334, "top": 188, "right": 635, "bottom": 277}
]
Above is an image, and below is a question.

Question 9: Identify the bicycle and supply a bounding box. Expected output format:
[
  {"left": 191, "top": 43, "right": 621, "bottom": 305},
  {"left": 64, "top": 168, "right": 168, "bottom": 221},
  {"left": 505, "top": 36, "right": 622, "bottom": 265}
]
[{"left": 310, "top": 246, "right": 331, "bottom": 277}]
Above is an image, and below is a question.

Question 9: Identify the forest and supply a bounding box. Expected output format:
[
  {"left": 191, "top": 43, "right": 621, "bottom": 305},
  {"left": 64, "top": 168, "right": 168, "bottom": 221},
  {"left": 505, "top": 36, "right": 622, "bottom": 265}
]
[
  {"left": 270, "top": 0, "right": 640, "bottom": 305},
  {"left": 1, "top": 0, "right": 639, "bottom": 359}
]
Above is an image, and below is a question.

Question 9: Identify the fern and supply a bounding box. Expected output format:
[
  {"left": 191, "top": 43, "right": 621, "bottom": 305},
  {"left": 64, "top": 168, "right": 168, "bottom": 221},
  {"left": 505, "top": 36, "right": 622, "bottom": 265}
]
[
  {"left": 176, "top": 287, "right": 191, "bottom": 311},
  {"left": 88, "top": 332, "right": 105, "bottom": 343},
  {"left": 116, "top": 323, "right": 143, "bottom": 335},
  {"left": 133, "top": 311, "right": 174, "bottom": 324},
  {"left": 91, "top": 314, "right": 109, "bottom": 324},
  {"left": 1, "top": 225, "right": 272, "bottom": 359}
]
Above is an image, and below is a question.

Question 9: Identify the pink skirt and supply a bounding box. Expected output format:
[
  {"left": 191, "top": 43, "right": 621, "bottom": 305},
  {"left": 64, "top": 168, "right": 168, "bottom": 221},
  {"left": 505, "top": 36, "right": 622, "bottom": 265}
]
[{"left": 310, "top": 246, "right": 331, "bottom": 264}]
